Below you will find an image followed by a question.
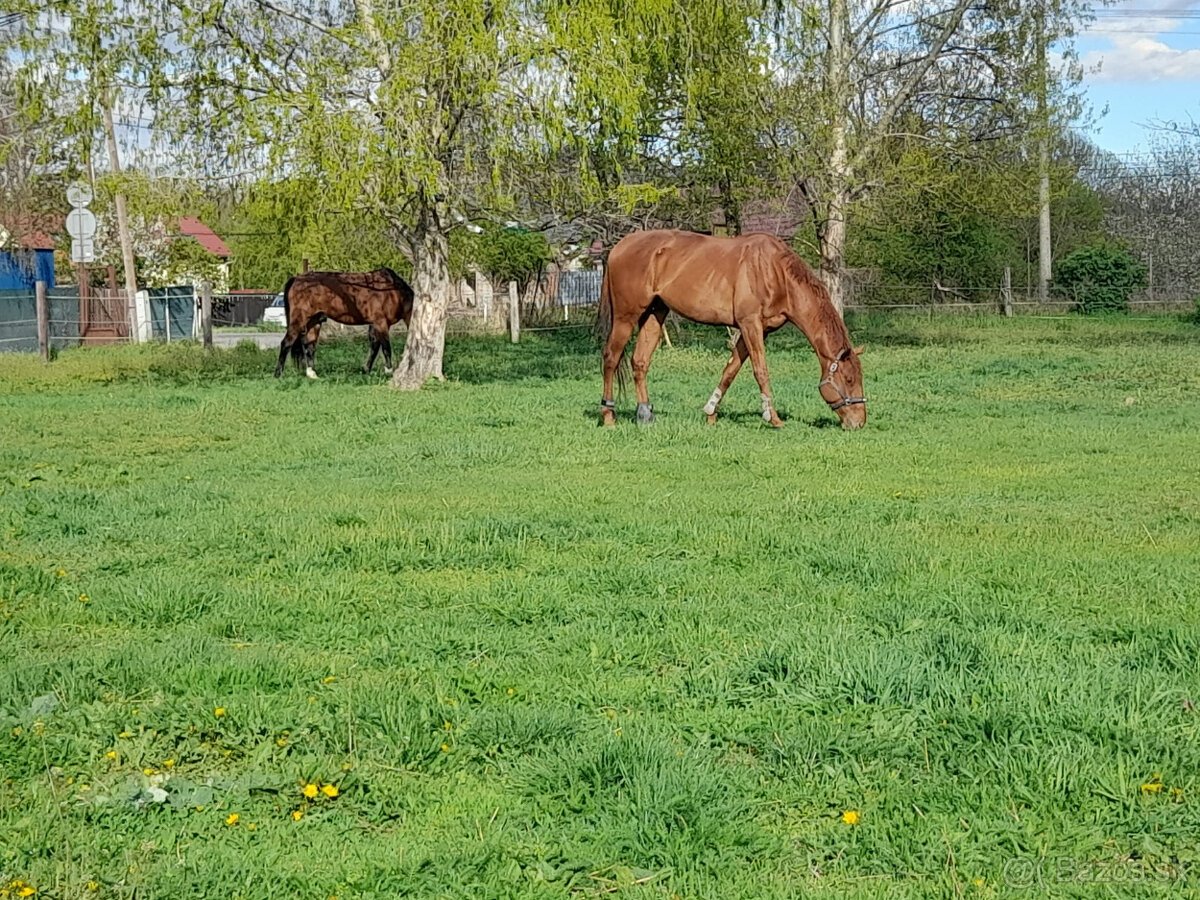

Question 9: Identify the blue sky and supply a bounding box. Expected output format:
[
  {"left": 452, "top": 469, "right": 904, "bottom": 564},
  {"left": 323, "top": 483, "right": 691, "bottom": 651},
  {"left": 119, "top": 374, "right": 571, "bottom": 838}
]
[{"left": 1075, "top": 1, "right": 1200, "bottom": 153}]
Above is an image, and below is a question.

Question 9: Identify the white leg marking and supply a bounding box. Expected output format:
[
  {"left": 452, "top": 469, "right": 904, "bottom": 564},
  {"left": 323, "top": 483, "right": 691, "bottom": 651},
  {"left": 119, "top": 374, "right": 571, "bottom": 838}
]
[
  {"left": 383, "top": 367, "right": 393, "bottom": 375},
  {"left": 703, "top": 388, "right": 724, "bottom": 416},
  {"left": 306, "top": 367, "right": 319, "bottom": 380},
  {"left": 761, "top": 393, "right": 774, "bottom": 422}
]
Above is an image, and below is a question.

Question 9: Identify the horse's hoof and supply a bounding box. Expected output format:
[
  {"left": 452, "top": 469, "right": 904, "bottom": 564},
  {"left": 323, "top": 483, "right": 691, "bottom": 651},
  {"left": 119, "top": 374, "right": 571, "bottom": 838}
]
[
  {"left": 705, "top": 412, "right": 717, "bottom": 425},
  {"left": 361, "top": 367, "right": 370, "bottom": 375},
  {"left": 600, "top": 410, "right": 617, "bottom": 427},
  {"left": 768, "top": 418, "right": 785, "bottom": 429},
  {"left": 383, "top": 367, "right": 393, "bottom": 376},
  {"left": 636, "top": 403, "right": 655, "bottom": 425},
  {"left": 306, "top": 368, "right": 319, "bottom": 380}
]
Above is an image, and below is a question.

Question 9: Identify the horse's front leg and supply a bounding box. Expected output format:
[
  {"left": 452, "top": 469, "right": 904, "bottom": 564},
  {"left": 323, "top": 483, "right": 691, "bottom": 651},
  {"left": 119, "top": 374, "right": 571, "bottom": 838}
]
[
  {"left": 738, "top": 317, "right": 783, "bottom": 428},
  {"left": 363, "top": 326, "right": 381, "bottom": 374},
  {"left": 704, "top": 335, "right": 749, "bottom": 424}
]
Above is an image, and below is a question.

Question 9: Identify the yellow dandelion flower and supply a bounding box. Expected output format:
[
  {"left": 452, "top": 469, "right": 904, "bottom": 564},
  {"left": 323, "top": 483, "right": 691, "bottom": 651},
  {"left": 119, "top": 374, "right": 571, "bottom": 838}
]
[
  {"left": 322, "top": 676, "right": 336, "bottom": 684},
  {"left": 1142, "top": 782, "right": 1164, "bottom": 793},
  {"left": 142, "top": 767, "right": 156, "bottom": 777},
  {"left": 320, "top": 783, "right": 338, "bottom": 798},
  {"left": 118, "top": 731, "right": 131, "bottom": 739},
  {"left": 86, "top": 882, "right": 99, "bottom": 892},
  {"left": 78, "top": 593, "right": 90, "bottom": 604},
  {"left": 11, "top": 726, "right": 21, "bottom": 737},
  {"left": 214, "top": 707, "right": 226, "bottom": 717},
  {"left": 162, "top": 759, "right": 175, "bottom": 768},
  {"left": 444, "top": 721, "right": 452, "bottom": 730},
  {"left": 506, "top": 688, "right": 515, "bottom": 696},
  {"left": 440, "top": 743, "right": 451, "bottom": 753},
  {"left": 973, "top": 877, "right": 985, "bottom": 887},
  {"left": 56, "top": 569, "right": 67, "bottom": 577},
  {"left": 292, "top": 810, "right": 303, "bottom": 821},
  {"left": 246, "top": 822, "right": 257, "bottom": 832},
  {"left": 131, "top": 709, "right": 139, "bottom": 715},
  {"left": 841, "top": 810, "right": 860, "bottom": 825},
  {"left": 105, "top": 750, "right": 117, "bottom": 760},
  {"left": 276, "top": 737, "right": 287, "bottom": 747},
  {"left": 301, "top": 783, "right": 319, "bottom": 799},
  {"left": 225, "top": 813, "right": 239, "bottom": 826},
  {"left": 17, "top": 886, "right": 36, "bottom": 898}
]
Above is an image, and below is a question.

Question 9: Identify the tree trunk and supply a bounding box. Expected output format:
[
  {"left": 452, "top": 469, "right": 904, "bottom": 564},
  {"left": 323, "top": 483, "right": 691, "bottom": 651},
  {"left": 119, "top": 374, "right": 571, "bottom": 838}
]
[
  {"left": 391, "top": 222, "right": 451, "bottom": 390},
  {"left": 819, "top": 187, "right": 849, "bottom": 317},
  {"left": 818, "top": 0, "right": 850, "bottom": 318}
]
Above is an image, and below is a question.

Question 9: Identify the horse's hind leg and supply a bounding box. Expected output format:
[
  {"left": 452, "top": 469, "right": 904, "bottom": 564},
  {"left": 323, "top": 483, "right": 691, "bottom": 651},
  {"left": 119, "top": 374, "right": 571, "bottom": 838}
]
[
  {"left": 631, "top": 304, "right": 668, "bottom": 424},
  {"left": 275, "top": 324, "right": 302, "bottom": 377},
  {"left": 303, "top": 323, "right": 321, "bottom": 379},
  {"left": 601, "top": 317, "right": 635, "bottom": 426},
  {"left": 704, "top": 336, "right": 749, "bottom": 424}
]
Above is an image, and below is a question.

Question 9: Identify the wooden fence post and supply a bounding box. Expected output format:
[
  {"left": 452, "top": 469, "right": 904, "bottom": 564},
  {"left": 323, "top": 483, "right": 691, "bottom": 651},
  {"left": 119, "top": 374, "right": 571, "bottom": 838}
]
[
  {"left": 35, "top": 280, "right": 49, "bottom": 362},
  {"left": 302, "top": 258, "right": 310, "bottom": 274},
  {"left": 201, "top": 281, "right": 213, "bottom": 349},
  {"left": 1001, "top": 267, "right": 1013, "bottom": 318},
  {"left": 508, "top": 280, "right": 520, "bottom": 343}
]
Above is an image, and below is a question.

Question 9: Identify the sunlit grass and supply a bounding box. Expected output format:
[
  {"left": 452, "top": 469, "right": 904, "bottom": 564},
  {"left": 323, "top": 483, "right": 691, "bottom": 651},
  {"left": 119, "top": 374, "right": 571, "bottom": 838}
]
[{"left": 2, "top": 314, "right": 1199, "bottom": 898}]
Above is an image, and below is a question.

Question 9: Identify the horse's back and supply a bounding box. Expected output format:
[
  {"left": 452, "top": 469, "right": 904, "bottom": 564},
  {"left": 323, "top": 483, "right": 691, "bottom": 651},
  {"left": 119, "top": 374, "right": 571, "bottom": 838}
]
[
  {"left": 287, "top": 269, "right": 412, "bottom": 326},
  {"left": 608, "top": 230, "right": 786, "bottom": 326}
]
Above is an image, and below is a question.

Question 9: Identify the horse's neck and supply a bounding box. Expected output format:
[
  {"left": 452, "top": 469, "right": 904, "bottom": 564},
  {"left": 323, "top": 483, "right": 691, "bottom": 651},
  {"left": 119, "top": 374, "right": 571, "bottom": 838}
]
[{"left": 792, "top": 294, "right": 847, "bottom": 362}]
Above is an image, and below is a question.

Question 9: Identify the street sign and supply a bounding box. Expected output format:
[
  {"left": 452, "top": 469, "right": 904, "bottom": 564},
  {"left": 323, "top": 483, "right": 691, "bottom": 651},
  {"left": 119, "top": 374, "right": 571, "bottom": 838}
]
[
  {"left": 70, "top": 239, "right": 96, "bottom": 264},
  {"left": 67, "top": 182, "right": 94, "bottom": 207},
  {"left": 65, "top": 207, "right": 98, "bottom": 239}
]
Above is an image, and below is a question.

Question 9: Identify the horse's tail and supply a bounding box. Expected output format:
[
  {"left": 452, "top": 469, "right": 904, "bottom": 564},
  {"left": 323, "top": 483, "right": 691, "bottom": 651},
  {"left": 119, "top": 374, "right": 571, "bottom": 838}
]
[
  {"left": 595, "top": 266, "right": 628, "bottom": 394},
  {"left": 283, "top": 276, "right": 304, "bottom": 366}
]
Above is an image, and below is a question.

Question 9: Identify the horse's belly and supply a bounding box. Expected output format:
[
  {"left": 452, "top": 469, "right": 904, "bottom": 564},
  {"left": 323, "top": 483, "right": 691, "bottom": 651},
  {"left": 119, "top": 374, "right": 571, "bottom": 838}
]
[{"left": 658, "top": 291, "right": 736, "bottom": 327}]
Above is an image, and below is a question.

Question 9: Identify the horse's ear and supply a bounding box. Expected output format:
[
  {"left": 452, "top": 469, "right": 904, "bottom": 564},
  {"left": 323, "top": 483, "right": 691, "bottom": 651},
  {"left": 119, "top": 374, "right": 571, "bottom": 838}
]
[{"left": 853, "top": 344, "right": 865, "bottom": 356}]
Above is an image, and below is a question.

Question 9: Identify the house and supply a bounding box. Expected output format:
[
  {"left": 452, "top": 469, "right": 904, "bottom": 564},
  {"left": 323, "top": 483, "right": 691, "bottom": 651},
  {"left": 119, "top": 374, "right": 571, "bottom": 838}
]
[{"left": 0, "top": 227, "right": 56, "bottom": 290}]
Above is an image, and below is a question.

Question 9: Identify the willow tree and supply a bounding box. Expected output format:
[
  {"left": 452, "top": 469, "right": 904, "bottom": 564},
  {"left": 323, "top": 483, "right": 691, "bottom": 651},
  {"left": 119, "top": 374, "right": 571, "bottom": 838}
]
[{"left": 146, "top": 0, "right": 720, "bottom": 387}]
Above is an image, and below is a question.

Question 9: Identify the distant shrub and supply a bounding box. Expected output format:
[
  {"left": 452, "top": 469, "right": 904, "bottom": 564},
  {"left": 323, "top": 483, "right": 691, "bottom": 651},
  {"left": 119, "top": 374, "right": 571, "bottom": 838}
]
[{"left": 1054, "top": 243, "right": 1147, "bottom": 314}]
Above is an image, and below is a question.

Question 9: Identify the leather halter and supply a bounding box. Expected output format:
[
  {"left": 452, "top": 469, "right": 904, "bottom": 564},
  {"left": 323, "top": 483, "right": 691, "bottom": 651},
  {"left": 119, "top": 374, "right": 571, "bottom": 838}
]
[{"left": 818, "top": 349, "right": 866, "bottom": 412}]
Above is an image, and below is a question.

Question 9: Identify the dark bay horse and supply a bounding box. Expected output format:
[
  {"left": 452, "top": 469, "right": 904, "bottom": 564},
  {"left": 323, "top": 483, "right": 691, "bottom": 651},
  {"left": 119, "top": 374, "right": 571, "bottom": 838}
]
[
  {"left": 597, "top": 230, "right": 866, "bottom": 429},
  {"left": 274, "top": 268, "right": 414, "bottom": 379}
]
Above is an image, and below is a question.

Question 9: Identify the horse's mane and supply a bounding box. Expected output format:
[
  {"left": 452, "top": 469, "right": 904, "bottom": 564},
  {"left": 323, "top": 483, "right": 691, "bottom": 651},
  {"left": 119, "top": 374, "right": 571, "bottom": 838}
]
[
  {"left": 778, "top": 249, "right": 851, "bottom": 352},
  {"left": 376, "top": 266, "right": 408, "bottom": 287}
]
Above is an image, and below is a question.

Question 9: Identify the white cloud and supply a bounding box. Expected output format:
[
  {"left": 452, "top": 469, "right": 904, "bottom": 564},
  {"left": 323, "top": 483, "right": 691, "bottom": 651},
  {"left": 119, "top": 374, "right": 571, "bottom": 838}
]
[
  {"left": 1085, "top": 36, "right": 1200, "bottom": 83},
  {"left": 1083, "top": 0, "right": 1200, "bottom": 83}
]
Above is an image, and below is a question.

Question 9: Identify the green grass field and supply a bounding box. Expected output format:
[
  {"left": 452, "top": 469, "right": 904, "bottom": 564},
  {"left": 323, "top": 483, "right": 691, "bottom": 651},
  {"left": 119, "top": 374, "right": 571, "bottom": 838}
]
[{"left": 2, "top": 314, "right": 1199, "bottom": 899}]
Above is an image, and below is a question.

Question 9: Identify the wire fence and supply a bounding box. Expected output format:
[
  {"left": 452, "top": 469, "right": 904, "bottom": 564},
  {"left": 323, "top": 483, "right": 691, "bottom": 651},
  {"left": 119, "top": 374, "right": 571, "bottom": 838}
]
[{"left": 2, "top": 276, "right": 1196, "bottom": 353}]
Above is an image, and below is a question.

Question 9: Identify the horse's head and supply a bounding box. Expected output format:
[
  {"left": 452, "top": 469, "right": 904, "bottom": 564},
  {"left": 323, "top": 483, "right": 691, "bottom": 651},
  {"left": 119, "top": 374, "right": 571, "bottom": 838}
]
[{"left": 819, "top": 346, "right": 866, "bottom": 430}]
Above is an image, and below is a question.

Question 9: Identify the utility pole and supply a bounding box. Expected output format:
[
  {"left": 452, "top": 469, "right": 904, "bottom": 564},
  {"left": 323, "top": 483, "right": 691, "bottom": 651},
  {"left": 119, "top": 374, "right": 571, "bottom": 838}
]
[
  {"left": 101, "top": 94, "right": 142, "bottom": 341},
  {"left": 1036, "top": 1, "right": 1051, "bottom": 305}
]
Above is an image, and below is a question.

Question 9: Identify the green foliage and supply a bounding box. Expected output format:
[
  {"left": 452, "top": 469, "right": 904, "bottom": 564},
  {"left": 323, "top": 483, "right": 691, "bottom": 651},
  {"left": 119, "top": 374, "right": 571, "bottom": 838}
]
[
  {"left": 1054, "top": 242, "right": 1148, "bottom": 314},
  {"left": 221, "top": 181, "right": 411, "bottom": 291},
  {"left": 3, "top": 317, "right": 1200, "bottom": 897},
  {"left": 471, "top": 226, "right": 551, "bottom": 292}
]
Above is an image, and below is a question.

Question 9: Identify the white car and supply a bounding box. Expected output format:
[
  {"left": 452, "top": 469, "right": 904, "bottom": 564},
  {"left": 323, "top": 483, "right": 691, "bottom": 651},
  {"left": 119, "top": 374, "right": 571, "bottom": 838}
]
[{"left": 261, "top": 291, "right": 287, "bottom": 327}]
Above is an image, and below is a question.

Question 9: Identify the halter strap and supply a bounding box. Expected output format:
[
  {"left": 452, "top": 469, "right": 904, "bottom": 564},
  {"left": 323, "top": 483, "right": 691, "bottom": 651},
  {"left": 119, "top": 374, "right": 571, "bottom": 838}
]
[{"left": 819, "top": 351, "right": 866, "bottom": 411}]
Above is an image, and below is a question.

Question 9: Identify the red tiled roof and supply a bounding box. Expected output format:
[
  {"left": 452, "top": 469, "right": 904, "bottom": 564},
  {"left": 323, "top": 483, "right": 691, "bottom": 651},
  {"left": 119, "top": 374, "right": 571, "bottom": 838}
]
[
  {"left": 1, "top": 213, "right": 61, "bottom": 250},
  {"left": 19, "top": 231, "right": 57, "bottom": 251},
  {"left": 178, "top": 216, "right": 231, "bottom": 258}
]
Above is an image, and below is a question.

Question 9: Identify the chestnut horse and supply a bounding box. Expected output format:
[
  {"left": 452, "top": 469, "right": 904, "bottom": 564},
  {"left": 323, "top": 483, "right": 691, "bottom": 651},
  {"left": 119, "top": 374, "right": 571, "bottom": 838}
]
[
  {"left": 597, "top": 230, "right": 865, "bottom": 429},
  {"left": 274, "top": 268, "right": 414, "bottom": 379}
]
